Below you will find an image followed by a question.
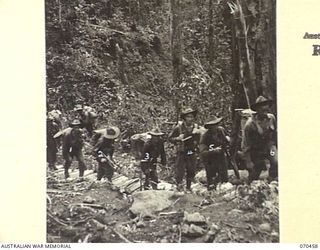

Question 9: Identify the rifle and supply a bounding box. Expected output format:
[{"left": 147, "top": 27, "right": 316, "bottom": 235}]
[
  {"left": 97, "top": 151, "right": 118, "bottom": 170},
  {"left": 181, "top": 136, "right": 192, "bottom": 142},
  {"left": 220, "top": 134, "right": 240, "bottom": 179},
  {"left": 224, "top": 148, "right": 240, "bottom": 179},
  {"left": 139, "top": 157, "right": 157, "bottom": 190}
]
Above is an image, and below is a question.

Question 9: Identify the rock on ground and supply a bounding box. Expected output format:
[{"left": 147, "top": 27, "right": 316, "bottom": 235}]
[
  {"left": 158, "top": 182, "right": 175, "bottom": 190},
  {"left": 83, "top": 196, "right": 95, "bottom": 204},
  {"left": 181, "top": 224, "right": 206, "bottom": 238},
  {"left": 217, "top": 182, "right": 234, "bottom": 192},
  {"left": 129, "top": 190, "right": 177, "bottom": 217},
  {"left": 195, "top": 170, "right": 206, "bottom": 184},
  {"left": 259, "top": 223, "right": 271, "bottom": 232},
  {"left": 183, "top": 212, "right": 207, "bottom": 225},
  {"left": 204, "top": 223, "right": 220, "bottom": 242}
]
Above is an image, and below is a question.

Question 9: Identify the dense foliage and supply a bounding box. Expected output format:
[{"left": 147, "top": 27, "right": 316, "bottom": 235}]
[{"left": 46, "top": 0, "right": 234, "bottom": 135}]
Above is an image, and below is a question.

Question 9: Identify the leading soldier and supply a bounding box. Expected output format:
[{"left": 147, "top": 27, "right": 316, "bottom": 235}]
[{"left": 242, "top": 96, "right": 278, "bottom": 183}]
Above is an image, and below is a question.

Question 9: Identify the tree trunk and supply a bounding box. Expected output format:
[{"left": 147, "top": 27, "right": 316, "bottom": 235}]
[
  {"left": 208, "top": 0, "right": 215, "bottom": 76},
  {"left": 253, "top": 0, "right": 277, "bottom": 107},
  {"left": 170, "top": 0, "right": 183, "bottom": 120}
]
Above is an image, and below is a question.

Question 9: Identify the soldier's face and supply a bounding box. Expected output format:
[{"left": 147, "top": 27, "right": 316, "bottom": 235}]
[
  {"left": 208, "top": 125, "right": 218, "bottom": 131},
  {"left": 256, "top": 105, "right": 269, "bottom": 115},
  {"left": 105, "top": 138, "right": 114, "bottom": 144},
  {"left": 184, "top": 114, "right": 195, "bottom": 124}
]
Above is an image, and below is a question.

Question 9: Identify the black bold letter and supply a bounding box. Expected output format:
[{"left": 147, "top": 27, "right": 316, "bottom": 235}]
[{"left": 312, "top": 45, "right": 320, "bottom": 56}]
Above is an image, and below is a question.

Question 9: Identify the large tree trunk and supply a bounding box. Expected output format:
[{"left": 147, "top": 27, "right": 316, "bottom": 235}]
[
  {"left": 230, "top": 0, "right": 276, "bottom": 106},
  {"left": 253, "top": 0, "right": 277, "bottom": 107},
  {"left": 170, "top": 0, "right": 183, "bottom": 121}
]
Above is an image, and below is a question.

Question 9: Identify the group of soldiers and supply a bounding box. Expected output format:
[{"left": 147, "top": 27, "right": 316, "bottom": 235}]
[{"left": 46, "top": 95, "right": 278, "bottom": 192}]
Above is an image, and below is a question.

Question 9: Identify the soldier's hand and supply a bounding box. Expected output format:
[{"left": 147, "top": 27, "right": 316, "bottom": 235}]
[
  {"left": 225, "top": 136, "right": 231, "bottom": 143},
  {"left": 192, "top": 128, "right": 201, "bottom": 134},
  {"left": 176, "top": 134, "right": 184, "bottom": 141}
]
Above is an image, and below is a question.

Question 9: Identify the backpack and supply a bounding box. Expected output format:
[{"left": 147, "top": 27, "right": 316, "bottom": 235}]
[
  {"left": 83, "top": 106, "right": 98, "bottom": 121},
  {"left": 48, "top": 109, "right": 62, "bottom": 128}
]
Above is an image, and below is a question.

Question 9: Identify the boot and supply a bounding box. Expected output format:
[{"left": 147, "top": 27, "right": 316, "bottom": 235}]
[
  {"left": 64, "top": 169, "right": 70, "bottom": 179},
  {"left": 176, "top": 183, "right": 183, "bottom": 192},
  {"left": 144, "top": 179, "right": 150, "bottom": 190},
  {"left": 49, "top": 163, "right": 57, "bottom": 171},
  {"left": 207, "top": 184, "right": 216, "bottom": 191},
  {"left": 151, "top": 183, "right": 158, "bottom": 190},
  {"left": 186, "top": 179, "right": 192, "bottom": 191},
  {"left": 79, "top": 168, "right": 85, "bottom": 178}
]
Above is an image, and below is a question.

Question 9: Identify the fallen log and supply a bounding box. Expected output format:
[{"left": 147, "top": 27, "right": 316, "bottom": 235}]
[
  {"left": 47, "top": 210, "right": 68, "bottom": 227},
  {"left": 112, "top": 228, "right": 133, "bottom": 243},
  {"left": 159, "top": 211, "right": 182, "bottom": 217},
  {"left": 70, "top": 203, "right": 106, "bottom": 210},
  {"left": 47, "top": 189, "right": 82, "bottom": 195},
  {"left": 222, "top": 221, "right": 249, "bottom": 230}
]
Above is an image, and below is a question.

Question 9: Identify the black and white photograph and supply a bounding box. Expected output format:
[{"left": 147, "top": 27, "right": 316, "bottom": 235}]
[{"left": 45, "top": 0, "right": 278, "bottom": 243}]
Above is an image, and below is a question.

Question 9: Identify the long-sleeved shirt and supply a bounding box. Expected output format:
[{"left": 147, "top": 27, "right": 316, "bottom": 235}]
[
  {"left": 141, "top": 139, "right": 166, "bottom": 165},
  {"left": 168, "top": 121, "right": 199, "bottom": 153},
  {"left": 199, "top": 126, "right": 229, "bottom": 160},
  {"left": 242, "top": 113, "right": 277, "bottom": 161},
  {"left": 62, "top": 128, "right": 85, "bottom": 158},
  {"left": 93, "top": 137, "right": 115, "bottom": 159}
]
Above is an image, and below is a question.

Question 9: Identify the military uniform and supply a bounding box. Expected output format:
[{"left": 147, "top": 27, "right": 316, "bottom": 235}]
[
  {"left": 130, "top": 132, "right": 151, "bottom": 160},
  {"left": 47, "top": 117, "right": 60, "bottom": 170},
  {"left": 199, "top": 118, "right": 229, "bottom": 190},
  {"left": 61, "top": 120, "right": 87, "bottom": 179},
  {"left": 140, "top": 129, "right": 166, "bottom": 189},
  {"left": 92, "top": 126, "right": 120, "bottom": 181},
  {"left": 242, "top": 96, "right": 278, "bottom": 182},
  {"left": 169, "top": 109, "right": 200, "bottom": 191}
]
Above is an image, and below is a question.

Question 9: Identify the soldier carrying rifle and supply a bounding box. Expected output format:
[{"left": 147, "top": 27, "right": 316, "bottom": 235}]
[
  {"left": 169, "top": 108, "right": 201, "bottom": 192},
  {"left": 92, "top": 126, "right": 120, "bottom": 182},
  {"left": 242, "top": 96, "right": 278, "bottom": 183},
  {"left": 199, "top": 116, "right": 229, "bottom": 190}
]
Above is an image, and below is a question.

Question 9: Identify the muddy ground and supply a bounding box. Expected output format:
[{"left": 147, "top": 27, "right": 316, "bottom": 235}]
[{"left": 47, "top": 152, "right": 279, "bottom": 243}]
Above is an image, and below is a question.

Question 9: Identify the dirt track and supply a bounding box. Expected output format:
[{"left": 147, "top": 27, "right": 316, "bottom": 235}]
[{"left": 47, "top": 153, "right": 279, "bottom": 243}]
